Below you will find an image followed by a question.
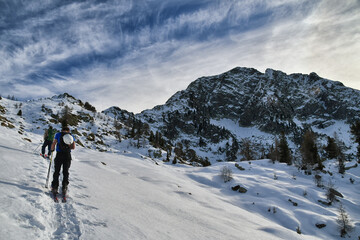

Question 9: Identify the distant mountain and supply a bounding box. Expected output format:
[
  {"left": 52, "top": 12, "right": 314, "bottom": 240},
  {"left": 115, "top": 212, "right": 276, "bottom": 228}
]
[{"left": 129, "top": 67, "right": 360, "bottom": 161}]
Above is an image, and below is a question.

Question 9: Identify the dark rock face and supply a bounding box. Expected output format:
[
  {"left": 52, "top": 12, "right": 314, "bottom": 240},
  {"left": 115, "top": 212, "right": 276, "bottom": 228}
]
[
  {"left": 137, "top": 67, "right": 360, "bottom": 144},
  {"left": 102, "top": 106, "right": 134, "bottom": 122},
  {"left": 102, "top": 67, "right": 360, "bottom": 162}
]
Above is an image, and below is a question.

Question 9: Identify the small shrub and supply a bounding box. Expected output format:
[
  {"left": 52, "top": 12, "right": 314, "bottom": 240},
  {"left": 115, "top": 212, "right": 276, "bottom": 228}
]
[
  {"left": 273, "top": 172, "right": 278, "bottom": 180},
  {"left": 0, "top": 105, "right": 6, "bottom": 114},
  {"left": 303, "top": 190, "right": 308, "bottom": 197},
  {"left": 220, "top": 166, "right": 232, "bottom": 183},
  {"left": 337, "top": 204, "right": 353, "bottom": 238},
  {"left": 268, "top": 206, "right": 277, "bottom": 214},
  {"left": 314, "top": 174, "right": 323, "bottom": 187},
  {"left": 273, "top": 207, "right": 277, "bottom": 213},
  {"left": 87, "top": 133, "right": 95, "bottom": 141},
  {"left": 153, "top": 149, "right": 162, "bottom": 159},
  {"left": 288, "top": 199, "right": 298, "bottom": 206},
  {"left": 350, "top": 178, "right": 355, "bottom": 184},
  {"left": 198, "top": 157, "right": 211, "bottom": 167}
]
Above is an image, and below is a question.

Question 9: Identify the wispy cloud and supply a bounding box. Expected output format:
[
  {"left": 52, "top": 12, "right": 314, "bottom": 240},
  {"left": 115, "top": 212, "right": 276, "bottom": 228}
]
[{"left": 0, "top": 0, "right": 359, "bottom": 113}]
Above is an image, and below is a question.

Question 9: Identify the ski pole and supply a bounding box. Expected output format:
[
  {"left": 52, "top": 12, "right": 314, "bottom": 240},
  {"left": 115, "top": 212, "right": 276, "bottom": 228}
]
[
  {"left": 33, "top": 142, "right": 42, "bottom": 153},
  {"left": 45, "top": 151, "right": 54, "bottom": 188}
]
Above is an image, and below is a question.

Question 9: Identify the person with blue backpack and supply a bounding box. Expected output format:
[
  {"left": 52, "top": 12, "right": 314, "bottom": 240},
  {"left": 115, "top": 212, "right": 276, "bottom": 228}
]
[
  {"left": 41, "top": 125, "right": 56, "bottom": 158},
  {"left": 50, "top": 125, "right": 75, "bottom": 199}
]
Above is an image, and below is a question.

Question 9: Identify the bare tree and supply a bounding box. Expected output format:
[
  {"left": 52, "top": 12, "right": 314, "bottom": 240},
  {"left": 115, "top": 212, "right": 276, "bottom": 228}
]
[
  {"left": 240, "top": 138, "right": 254, "bottom": 161},
  {"left": 336, "top": 203, "right": 353, "bottom": 238},
  {"left": 220, "top": 166, "right": 232, "bottom": 183}
]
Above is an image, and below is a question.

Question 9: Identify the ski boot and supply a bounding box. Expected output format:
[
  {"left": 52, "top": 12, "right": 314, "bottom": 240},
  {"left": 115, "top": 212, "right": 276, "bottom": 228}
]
[
  {"left": 61, "top": 186, "right": 68, "bottom": 202},
  {"left": 51, "top": 186, "right": 59, "bottom": 202}
]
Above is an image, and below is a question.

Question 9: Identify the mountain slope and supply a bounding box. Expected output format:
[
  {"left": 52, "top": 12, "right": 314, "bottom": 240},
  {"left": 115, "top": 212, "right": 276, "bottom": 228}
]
[
  {"left": 136, "top": 67, "right": 360, "bottom": 161},
  {"left": 1, "top": 123, "right": 359, "bottom": 239}
]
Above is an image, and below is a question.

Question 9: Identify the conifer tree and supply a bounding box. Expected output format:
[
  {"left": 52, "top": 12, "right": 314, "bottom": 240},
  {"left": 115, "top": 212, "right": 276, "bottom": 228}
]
[
  {"left": 60, "top": 105, "right": 72, "bottom": 126},
  {"left": 149, "top": 131, "right": 155, "bottom": 143},
  {"left": 338, "top": 152, "right": 346, "bottom": 174},
  {"left": 300, "top": 130, "right": 323, "bottom": 170},
  {"left": 278, "top": 132, "right": 292, "bottom": 165},
  {"left": 226, "top": 137, "right": 239, "bottom": 161},
  {"left": 350, "top": 121, "right": 360, "bottom": 161},
  {"left": 84, "top": 102, "right": 96, "bottom": 112},
  {"left": 324, "top": 136, "right": 338, "bottom": 159},
  {"left": 269, "top": 137, "right": 280, "bottom": 163},
  {"left": 174, "top": 142, "right": 184, "bottom": 160}
]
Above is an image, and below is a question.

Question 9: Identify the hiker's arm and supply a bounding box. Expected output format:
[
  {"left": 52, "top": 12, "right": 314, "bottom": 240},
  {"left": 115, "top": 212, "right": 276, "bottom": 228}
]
[
  {"left": 70, "top": 141, "right": 75, "bottom": 150},
  {"left": 51, "top": 139, "right": 57, "bottom": 152}
]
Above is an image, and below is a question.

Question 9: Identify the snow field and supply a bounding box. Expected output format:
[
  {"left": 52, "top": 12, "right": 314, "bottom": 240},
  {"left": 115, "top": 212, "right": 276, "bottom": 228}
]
[
  {"left": 1, "top": 96, "right": 359, "bottom": 239},
  {"left": 1, "top": 126, "right": 327, "bottom": 240}
]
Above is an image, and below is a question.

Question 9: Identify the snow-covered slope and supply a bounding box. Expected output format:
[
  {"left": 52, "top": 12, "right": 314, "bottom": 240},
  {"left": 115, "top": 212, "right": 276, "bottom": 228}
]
[{"left": 0, "top": 96, "right": 359, "bottom": 239}]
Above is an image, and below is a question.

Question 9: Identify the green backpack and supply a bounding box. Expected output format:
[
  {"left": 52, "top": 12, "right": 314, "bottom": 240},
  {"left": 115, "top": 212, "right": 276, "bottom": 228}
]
[{"left": 47, "top": 129, "right": 56, "bottom": 141}]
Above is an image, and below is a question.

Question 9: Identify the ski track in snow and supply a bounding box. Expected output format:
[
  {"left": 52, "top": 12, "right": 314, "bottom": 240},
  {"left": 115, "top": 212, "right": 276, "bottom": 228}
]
[
  {"left": 27, "top": 153, "right": 84, "bottom": 240},
  {"left": 0, "top": 134, "right": 107, "bottom": 240},
  {"left": 51, "top": 203, "right": 82, "bottom": 240}
]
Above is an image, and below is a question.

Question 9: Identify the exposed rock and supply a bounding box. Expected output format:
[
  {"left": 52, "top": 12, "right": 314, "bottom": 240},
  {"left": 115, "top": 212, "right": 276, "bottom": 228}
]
[
  {"left": 232, "top": 185, "right": 247, "bottom": 193},
  {"left": 318, "top": 200, "right": 331, "bottom": 206},
  {"left": 329, "top": 188, "right": 343, "bottom": 198},
  {"left": 315, "top": 223, "right": 326, "bottom": 229}
]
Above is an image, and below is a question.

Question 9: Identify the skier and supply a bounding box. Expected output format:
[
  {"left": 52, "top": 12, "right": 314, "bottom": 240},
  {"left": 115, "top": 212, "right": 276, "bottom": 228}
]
[
  {"left": 50, "top": 126, "right": 75, "bottom": 198},
  {"left": 41, "top": 125, "right": 56, "bottom": 158}
]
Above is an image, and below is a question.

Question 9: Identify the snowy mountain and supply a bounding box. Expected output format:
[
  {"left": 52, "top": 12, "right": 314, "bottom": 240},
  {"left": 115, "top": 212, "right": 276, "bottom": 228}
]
[
  {"left": 135, "top": 67, "right": 360, "bottom": 162},
  {"left": 0, "top": 67, "right": 360, "bottom": 239}
]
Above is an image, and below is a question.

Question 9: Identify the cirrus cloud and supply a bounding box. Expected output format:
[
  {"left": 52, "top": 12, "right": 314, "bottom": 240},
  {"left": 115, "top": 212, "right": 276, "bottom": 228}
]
[{"left": 0, "top": 0, "right": 359, "bottom": 113}]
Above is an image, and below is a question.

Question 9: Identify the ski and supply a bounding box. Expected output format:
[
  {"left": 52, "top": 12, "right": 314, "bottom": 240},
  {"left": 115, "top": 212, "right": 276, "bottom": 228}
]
[
  {"left": 50, "top": 191, "right": 69, "bottom": 203},
  {"left": 40, "top": 153, "right": 50, "bottom": 160},
  {"left": 49, "top": 191, "right": 68, "bottom": 203}
]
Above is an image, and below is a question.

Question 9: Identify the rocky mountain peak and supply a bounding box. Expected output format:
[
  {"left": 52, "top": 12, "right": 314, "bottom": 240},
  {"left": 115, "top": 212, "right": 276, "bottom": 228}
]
[{"left": 137, "top": 67, "right": 360, "bottom": 150}]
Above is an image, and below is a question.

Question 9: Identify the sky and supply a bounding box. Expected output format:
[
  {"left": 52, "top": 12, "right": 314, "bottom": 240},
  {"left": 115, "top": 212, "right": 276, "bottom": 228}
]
[{"left": 0, "top": 0, "right": 359, "bottom": 113}]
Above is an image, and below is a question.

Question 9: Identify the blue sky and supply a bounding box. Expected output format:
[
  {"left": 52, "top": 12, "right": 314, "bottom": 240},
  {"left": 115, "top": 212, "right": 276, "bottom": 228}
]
[{"left": 1, "top": 0, "right": 359, "bottom": 113}]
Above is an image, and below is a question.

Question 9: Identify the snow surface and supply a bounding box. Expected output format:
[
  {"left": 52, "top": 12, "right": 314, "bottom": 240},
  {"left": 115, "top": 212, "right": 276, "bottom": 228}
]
[
  {"left": 0, "top": 96, "right": 359, "bottom": 239},
  {"left": 1, "top": 126, "right": 359, "bottom": 239}
]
